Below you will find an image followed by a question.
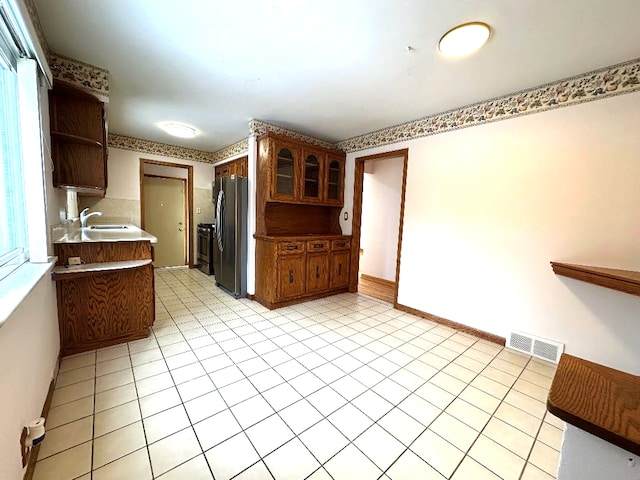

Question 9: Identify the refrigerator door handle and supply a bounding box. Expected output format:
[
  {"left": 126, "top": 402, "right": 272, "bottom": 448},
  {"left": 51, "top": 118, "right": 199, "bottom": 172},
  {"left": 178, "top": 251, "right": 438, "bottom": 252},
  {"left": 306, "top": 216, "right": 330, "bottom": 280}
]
[{"left": 217, "top": 190, "right": 225, "bottom": 252}]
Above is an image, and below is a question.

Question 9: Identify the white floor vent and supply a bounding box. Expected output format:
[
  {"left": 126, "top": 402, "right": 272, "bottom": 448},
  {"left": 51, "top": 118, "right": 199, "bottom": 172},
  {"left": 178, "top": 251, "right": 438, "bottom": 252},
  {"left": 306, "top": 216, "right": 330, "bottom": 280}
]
[{"left": 507, "top": 331, "right": 564, "bottom": 364}]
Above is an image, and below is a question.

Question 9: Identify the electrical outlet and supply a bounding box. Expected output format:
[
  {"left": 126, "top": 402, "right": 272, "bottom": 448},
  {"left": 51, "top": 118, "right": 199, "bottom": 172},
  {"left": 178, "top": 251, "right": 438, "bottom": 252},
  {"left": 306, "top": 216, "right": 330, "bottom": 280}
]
[
  {"left": 68, "top": 257, "right": 81, "bottom": 266},
  {"left": 196, "top": 207, "right": 202, "bottom": 214}
]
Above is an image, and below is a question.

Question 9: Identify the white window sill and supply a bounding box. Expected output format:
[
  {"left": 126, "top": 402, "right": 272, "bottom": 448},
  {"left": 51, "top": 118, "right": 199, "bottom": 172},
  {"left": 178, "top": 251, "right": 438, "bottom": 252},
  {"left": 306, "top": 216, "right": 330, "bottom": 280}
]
[{"left": 0, "top": 258, "right": 56, "bottom": 328}]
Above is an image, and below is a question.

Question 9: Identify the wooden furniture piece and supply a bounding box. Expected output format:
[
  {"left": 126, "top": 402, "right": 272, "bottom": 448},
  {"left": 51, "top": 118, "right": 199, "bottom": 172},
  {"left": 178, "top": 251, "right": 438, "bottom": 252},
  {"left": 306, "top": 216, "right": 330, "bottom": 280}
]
[
  {"left": 547, "top": 353, "right": 640, "bottom": 456},
  {"left": 551, "top": 262, "right": 640, "bottom": 297},
  {"left": 49, "top": 81, "right": 108, "bottom": 196},
  {"left": 215, "top": 156, "right": 248, "bottom": 179},
  {"left": 255, "top": 235, "right": 351, "bottom": 309},
  {"left": 52, "top": 240, "right": 155, "bottom": 356},
  {"left": 254, "top": 132, "right": 349, "bottom": 309},
  {"left": 258, "top": 132, "right": 345, "bottom": 208}
]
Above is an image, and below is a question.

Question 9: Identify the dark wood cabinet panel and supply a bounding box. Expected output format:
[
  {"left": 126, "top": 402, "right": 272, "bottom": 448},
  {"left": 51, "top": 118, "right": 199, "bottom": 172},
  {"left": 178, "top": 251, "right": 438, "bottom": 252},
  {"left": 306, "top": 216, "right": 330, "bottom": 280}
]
[
  {"left": 330, "top": 250, "right": 350, "bottom": 289},
  {"left": 255, "top": 235, "right": 350, "bottom": 308},
  {"left": 325, "top": 155, "right": 345, "bottom": 205},
  {"left": 307, "top": 252, "right": 329, "bottom": 293},
  {"left": 301, "top": 147, "right": 324, "bottom": 203},
  {"left": 53, "top": 241, "right": 155, "bottom": 356},
  {"left": 278, "top": 255, "right": 306, "bottom": 300},
  {"left": 49, "top": 80, "right": 107, "bottom": 196},
  {"left": 215, "top": 156, "right": 249, "bottom": 179},
  {"left": 56, "top": 262, "right": 154, "bottom": 356}
]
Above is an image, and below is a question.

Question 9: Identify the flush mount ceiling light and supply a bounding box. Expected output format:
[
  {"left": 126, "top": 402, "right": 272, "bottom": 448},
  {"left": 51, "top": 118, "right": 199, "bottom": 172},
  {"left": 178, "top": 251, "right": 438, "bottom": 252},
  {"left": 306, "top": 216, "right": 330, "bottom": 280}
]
[
  {"left": 439, "top": 22, "right": 491, "bottom": 57},
  {"left": 159, "top": 122, "right": 198, "bottom": 138}
]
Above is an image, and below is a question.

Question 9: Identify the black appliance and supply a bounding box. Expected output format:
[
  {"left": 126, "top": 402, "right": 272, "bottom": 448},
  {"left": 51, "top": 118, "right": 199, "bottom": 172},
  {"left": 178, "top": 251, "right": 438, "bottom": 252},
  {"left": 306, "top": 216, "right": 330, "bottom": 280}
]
[{"left": 197, "top": 223, "right": 215, "bottom": 275}]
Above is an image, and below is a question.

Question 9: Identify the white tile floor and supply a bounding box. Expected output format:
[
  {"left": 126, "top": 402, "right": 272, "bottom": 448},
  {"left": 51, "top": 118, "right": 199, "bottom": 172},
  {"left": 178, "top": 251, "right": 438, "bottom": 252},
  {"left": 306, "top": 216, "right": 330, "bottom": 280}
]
[{"left": 34, "top": 267, "right": 564, "bottom": 480}]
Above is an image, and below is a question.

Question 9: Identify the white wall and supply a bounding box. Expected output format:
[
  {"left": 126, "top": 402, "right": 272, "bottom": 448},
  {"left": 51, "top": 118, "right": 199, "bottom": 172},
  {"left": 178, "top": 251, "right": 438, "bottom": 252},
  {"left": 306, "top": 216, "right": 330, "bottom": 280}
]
[
  {"left": 342, "top": 92, "right": 640, "bottom": 374},
  {"left": 360, "top": 156, "right": 404, "bottom": 281},
  {"left": 558, "top": 425, "right": 639, "bottom": 479},
  {"left": 0, "top": 81, "right": 61, "bottom": 480},
  {"left": 0, "top": 274, "right": 59, "bottom": 480},
  {"left": 107, "top": 148, "right": 214, "bottom": 200}
]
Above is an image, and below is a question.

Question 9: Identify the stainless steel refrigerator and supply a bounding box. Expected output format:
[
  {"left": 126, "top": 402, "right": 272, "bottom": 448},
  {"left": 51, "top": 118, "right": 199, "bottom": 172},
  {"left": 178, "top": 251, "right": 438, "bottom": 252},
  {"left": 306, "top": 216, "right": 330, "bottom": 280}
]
[{"left": 213, "top": 175, "right": 248, "bottom": 298}]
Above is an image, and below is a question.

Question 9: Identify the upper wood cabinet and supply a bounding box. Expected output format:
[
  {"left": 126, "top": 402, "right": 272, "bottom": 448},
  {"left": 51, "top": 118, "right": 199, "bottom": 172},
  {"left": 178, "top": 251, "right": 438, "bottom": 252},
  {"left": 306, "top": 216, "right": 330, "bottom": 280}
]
[
  {"left": 258, "top": 132, "right": 346, "bottom": 206},
  {"left": 215, "top": 156, "right": 248, "bottom": 179},
  {"left": 325, "top": 154, "right": 344, "bottom": 205},
  {"left": 271, "top": 138, "right": 301, "bottom": 202},
  {"left": 301, "top": 147, "right": 324, "bottom": 203},
  {"left": 49, "top": 81, "right": 108, "bottom": 196}
]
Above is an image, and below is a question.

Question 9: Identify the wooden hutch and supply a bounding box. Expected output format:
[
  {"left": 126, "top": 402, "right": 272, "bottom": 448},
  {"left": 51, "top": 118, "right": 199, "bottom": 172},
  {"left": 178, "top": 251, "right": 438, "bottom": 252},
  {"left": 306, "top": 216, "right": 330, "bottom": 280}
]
[{"left": 254, "top": 132, "right": 350, "bottom": 309}]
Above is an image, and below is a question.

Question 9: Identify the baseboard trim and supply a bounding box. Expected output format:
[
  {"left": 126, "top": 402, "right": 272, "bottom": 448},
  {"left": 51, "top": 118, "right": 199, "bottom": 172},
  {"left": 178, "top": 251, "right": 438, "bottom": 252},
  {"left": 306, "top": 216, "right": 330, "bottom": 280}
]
[
  {"left": 359, "top": 274, "right": 396, "bottom": 287},
  {"left": 246, "top": 294, "right": 255, "bottom": 301},
  {"left": 23, "top": 376, "right": 56, "bottom": 480},
  {"left": 395, "top": 303, "right": 506, "bottom": 346}
]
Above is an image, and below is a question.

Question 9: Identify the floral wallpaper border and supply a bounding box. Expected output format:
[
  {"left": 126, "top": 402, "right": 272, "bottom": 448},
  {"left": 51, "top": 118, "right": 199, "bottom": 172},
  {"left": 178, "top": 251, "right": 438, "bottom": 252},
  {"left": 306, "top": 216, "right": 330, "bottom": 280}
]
[
  {"left": 108, "top": 133, "right": 218, "bottom": 163},
  {"left": 211, "top": 139, "right": 249, "bottom": 163},
  {"left": 49, "top": 52, "right": 109, "bottom": 97},
  {"left": 337, "top": 57, "right": 640, "bottom": 153},
  {"left": 249, "top": 119, "right": 337, "bottom": 150}
]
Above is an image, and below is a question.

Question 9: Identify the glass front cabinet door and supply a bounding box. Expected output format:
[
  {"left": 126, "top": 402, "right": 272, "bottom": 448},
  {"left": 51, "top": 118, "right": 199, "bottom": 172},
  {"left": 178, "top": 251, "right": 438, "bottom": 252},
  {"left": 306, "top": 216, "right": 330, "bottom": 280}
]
[
  {"left": 301, "top": 148, "right": 323, "bottom": 203},
  {"left": 325, "top": 155, "right": 344, "bottom": 205},
  {"left": 271, "top": 140, "right": 299, "bottom": 201}
]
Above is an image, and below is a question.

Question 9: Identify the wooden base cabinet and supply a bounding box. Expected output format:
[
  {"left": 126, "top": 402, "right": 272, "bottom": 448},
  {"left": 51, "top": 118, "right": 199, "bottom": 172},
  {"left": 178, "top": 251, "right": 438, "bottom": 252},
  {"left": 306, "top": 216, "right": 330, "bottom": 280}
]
[
  {"left": 53, "top": 240, "right": 155, "bottom": 356},
  {"left": 255, "top": 235, "right": 351, "bottom": 309}
]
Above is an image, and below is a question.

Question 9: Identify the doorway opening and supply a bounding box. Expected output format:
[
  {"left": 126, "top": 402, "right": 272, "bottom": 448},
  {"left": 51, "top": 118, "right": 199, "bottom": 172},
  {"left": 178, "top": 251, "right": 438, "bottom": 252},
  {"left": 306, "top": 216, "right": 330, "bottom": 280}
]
[
  {"left": 350, "top": 149, "right": 408, "bottom": 305},
  {"left": 140, "top": 159, "right": 194, "bottom": 268}
]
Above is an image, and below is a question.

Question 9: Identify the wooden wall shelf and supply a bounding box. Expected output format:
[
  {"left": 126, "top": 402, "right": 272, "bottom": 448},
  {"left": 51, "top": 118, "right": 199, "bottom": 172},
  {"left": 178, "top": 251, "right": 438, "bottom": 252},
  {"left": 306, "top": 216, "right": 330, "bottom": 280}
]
[
  {"left": 551, "top": 262, "right": 640, "bottom": 297},
  {"left": 547, "top": 354, "right": 640, "bottom": 456}
]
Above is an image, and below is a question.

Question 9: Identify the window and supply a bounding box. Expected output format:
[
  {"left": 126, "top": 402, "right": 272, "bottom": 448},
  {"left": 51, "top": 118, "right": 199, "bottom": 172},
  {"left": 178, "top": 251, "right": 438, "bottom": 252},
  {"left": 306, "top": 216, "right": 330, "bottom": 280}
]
[{"left": 0, "top": 7, "right": 28, "bottom": 282}]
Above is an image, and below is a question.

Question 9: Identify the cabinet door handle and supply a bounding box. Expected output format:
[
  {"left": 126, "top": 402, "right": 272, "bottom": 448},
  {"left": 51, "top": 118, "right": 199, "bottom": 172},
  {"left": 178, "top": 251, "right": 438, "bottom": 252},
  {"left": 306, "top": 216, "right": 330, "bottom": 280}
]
[
  {"left": 289, "top": 270, "right": 294, "bottom": 283},
  {"left": 338, "top": 264, "right": 342, "bottom": 276},
  {"left": 286, "top": 245, "right": 297, "bottom": 251},
  {"left": 316, "top": 265, "right": 320, "bottom": 279}
]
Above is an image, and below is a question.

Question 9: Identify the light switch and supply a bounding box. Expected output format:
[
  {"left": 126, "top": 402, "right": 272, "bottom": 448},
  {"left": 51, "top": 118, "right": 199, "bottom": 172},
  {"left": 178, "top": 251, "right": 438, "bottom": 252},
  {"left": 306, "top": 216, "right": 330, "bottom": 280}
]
[{"left": 196, "top": 207, "right": 201, "bottom": 214}]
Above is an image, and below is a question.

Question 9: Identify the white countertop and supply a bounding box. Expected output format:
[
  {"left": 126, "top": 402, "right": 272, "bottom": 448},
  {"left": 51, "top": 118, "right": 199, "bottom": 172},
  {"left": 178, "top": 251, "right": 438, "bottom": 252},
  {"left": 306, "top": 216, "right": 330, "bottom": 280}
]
[{"left": 52, "top": 224, "right": 158, "bottom": 244}]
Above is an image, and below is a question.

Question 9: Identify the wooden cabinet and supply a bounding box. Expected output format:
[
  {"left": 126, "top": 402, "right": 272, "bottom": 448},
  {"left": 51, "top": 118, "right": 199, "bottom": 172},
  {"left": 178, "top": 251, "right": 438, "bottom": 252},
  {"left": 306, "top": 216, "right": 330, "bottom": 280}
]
[
  {"left": 301, "top": 147, "right": 324, "bottom": 203},
  {"left": 49, "top": 81, "right": 108, "bottom": 196},
  {"left": 258, "top": 132, "right": 345, "bottom": 206},
  {"left": 278, "top": 254, "right": 306, "bottom": 299},
  {"left": 325, "top": 154, "right": 345, "bottom": 205},
  {"left": 306, "top": 239, "right": 330, "bottom": 293},
  {"left": 255, "top": 235, "right": 350, "bottom": 308},
  {"left": 271, "top": 138, "right": 300, "bottom": 202},
  {"left": 255, "top": 132, "right": 349, "bottom": 309},
  {"left": 53, "top": 241, "right": 155, "bottom": 356},
  {"left": 215, "top": 156, "right": 248, "bottom": 179},
  {"left": 330, "top": 251, "right": 350, "bottom": 289}
]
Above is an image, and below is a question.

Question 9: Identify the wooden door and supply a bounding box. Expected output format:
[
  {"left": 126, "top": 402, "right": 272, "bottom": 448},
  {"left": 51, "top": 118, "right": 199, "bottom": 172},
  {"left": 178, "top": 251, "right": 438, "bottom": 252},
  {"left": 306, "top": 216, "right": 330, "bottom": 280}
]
[
  {"left": 278, "top": 255, "right": 306, "bottom": 299},
  {"left": 270, "top": 139, "right": 300, "bottom": 202},
  {"left": 330, "top": 251, "right": 350, "bottom": 289},
  {"left": 325, "top": 156, "right": 345, "bottom": 205},
  {"left": 307, "top": 252, "right": 329, "bottom": 293}
]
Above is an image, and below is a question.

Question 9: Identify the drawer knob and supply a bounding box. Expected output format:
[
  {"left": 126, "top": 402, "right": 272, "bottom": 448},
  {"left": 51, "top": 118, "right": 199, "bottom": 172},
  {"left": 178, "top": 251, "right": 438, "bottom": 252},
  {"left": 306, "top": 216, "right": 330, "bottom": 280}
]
[
  {"left": 286, "top": 245, "right": 297, "bottom": 251},
  {"left": 313, "top": 243, "right": 323, "bottom": 248}
]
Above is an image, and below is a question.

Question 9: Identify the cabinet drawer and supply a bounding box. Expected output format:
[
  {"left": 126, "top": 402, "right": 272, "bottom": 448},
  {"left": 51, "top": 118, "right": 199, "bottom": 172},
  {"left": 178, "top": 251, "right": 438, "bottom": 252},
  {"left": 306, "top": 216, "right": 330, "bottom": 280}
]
[
  {"left": 307, "top": 240, "right": 329, "bottom": 252},
  {"left": 278, "top": 241, "right": 306, "bottom": 255},
  {"left": 331, "top": 239, "right": 351, "bottom": 251}
]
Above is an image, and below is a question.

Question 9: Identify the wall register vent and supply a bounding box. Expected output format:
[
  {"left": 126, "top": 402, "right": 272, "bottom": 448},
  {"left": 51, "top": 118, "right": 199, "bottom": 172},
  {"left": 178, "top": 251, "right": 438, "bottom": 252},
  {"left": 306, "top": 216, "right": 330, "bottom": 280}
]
[{"left": 508, "top": 331, "right": 564, "bottom": 364}]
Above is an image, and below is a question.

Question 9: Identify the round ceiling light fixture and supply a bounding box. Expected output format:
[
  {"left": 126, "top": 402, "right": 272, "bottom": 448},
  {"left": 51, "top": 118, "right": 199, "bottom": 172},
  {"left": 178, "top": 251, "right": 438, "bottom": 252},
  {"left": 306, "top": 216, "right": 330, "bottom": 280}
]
[
  {"left": 159, "top": 122, "right": 198, "bottom": 138},
  {"left": 438, "top": 22, "right": 491, "bottom": 57}
]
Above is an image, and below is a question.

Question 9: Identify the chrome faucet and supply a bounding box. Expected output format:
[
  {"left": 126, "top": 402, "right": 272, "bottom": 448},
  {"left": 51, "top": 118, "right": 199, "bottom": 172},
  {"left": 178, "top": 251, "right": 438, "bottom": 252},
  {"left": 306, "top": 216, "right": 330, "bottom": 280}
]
[{"left": 80, "top": 207, "right": 103, "bottom": 228}]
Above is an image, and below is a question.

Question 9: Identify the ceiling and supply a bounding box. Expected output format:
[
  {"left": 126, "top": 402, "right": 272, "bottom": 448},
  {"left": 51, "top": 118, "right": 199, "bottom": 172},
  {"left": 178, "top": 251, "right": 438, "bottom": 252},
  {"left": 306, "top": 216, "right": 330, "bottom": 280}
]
[{"left": 34, "top": 0, "right": 640, "bottom": 152}]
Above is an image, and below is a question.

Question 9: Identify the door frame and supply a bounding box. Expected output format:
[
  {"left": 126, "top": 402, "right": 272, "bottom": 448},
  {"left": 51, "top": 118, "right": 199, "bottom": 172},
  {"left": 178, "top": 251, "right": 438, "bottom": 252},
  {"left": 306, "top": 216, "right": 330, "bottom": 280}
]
[
  {"left": 349, "top": 148, "right": 409, "bottom": 307},
  {"left": 139, "top": 159, "right": 194, "bottom": 268}
]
